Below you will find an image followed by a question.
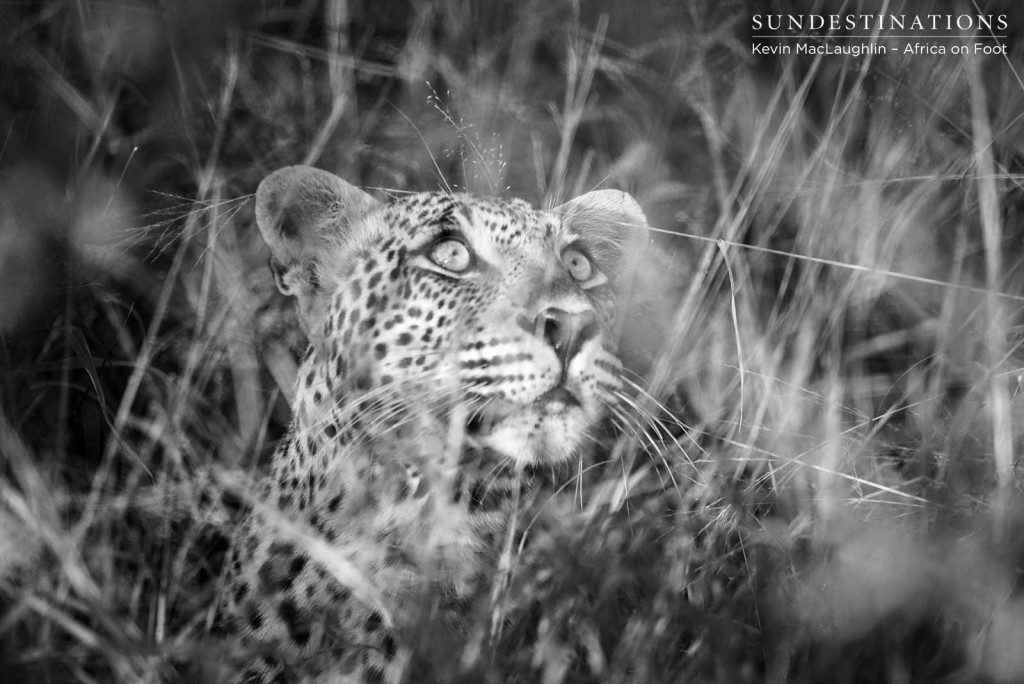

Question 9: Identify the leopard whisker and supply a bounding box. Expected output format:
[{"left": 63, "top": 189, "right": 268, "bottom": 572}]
[
  {"left": 616, "top": 376, "right": 708, "bottom": 459},
  {"left": 608, "top": 395, "right": 692, "bottom": 496}
]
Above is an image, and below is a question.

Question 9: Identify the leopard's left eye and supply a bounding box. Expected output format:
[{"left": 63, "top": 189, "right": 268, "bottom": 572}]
[
  {"left": 429, "top": 238, "right": 471, "bottom": 273},
  {"left": 562, "top": 247, "right": 594, "bottom": 281}
]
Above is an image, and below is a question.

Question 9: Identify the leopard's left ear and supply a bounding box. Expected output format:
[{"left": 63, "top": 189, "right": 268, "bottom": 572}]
[{"left": 555, "top": 189, "right": 649, "bottom": 275}]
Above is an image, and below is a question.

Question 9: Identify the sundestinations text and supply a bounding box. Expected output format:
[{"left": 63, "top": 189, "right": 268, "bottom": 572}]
[{"left": 751, "top": 14, "right": 1008, "bottom": 32}]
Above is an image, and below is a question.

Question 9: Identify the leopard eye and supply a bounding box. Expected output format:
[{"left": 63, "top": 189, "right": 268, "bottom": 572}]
[
  {"left": 562, "top": 247, "right": 593, "bottom": 281},
  {"left": 429, "top": 238, "right": 471, "bottom": 273}
]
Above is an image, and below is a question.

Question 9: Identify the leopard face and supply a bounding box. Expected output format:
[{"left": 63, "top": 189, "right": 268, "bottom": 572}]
[{"left": 257, "top": 166, "right": 646, "bottom": 466}]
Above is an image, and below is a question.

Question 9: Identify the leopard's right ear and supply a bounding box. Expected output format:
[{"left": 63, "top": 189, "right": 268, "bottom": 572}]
[{"left": 255, "top": 165, "right": 380, "bottom": 310}]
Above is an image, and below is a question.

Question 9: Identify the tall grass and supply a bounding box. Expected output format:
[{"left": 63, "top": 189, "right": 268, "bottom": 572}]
[{"left": 2, "top": 0, "right": 1024, "bottom": 681}]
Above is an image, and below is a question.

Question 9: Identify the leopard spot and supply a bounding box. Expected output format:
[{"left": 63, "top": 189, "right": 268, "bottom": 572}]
[
  {"left": 381, "top": 633, "right": 398, "bottom": 660},
  {"left": 246, "top": 602, "right": 264, "bottom": 631},
  {"left": 353, "top": 371, "right": 372, "bottom": 392},
  {"left": 232, "top": 580, "right": 249, "bottom": 605},
  {"left": 330, "top": 584, "right": 352, "bottom": 604},
  {"left": 288, "top": 554, "right": 307, "bottom": 578},
  {"left": 278, "top": 598, "right": 312, "bottom": 646},
  {"left": 258, "top": 559, "right": 291, "bottom": 592},
  {"left": 365, "top": 610, "right": 383, "bottom": 633}
]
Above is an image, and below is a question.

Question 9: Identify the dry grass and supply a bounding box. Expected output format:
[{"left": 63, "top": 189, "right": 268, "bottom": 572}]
[{"left": 3, "top": 0, "right": 1024, "bottom": 681}]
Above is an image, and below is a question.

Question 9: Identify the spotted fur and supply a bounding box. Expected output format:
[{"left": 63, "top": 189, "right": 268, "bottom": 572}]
[{"left": 223, "top": 166, "right": 648, "bottom": 683}]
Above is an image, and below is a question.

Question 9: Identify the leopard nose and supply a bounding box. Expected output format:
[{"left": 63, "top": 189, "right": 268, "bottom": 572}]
[{"left": 520, "top": 308, "right": 599, "bottom": 365}]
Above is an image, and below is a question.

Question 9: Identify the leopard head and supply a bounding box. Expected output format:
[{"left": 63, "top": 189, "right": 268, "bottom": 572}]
[{"left": 255, "top": 166, "right": 647, "bottom": 466}]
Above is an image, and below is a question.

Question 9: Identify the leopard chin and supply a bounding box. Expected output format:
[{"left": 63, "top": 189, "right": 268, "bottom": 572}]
[{"left": 470, "top": 391, "right": 599, "bottom": 465}]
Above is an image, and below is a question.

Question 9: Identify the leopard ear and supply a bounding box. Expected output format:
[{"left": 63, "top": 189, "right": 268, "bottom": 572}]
[
  {"left": 556, "top": 189, "right": 648, "bottom": 234},
  {"left": 255, "top": 165, "right": 380, "bottom": 313},
  {"left": 555, "top": 189, "right": 649, "bottom": 276}
]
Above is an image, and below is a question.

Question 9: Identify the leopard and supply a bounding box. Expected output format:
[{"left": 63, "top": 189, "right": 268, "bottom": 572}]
[{"left": 221, "top": 165, "right": 649, "bottom": 683}]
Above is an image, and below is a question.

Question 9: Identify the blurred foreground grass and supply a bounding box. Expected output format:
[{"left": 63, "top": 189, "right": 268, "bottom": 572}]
[{"left": 3, "top": 0, "right": 1024, "bottom": 681}]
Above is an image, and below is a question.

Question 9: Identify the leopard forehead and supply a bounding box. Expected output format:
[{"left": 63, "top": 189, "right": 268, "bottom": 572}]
[{"left": 381, "top": 192, "right": 565, "bottom": 260}]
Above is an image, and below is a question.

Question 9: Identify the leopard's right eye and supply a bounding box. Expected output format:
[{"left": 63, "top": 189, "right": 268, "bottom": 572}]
[{"left": 428, "top": 238, "right": 472, "bottom": 273}]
